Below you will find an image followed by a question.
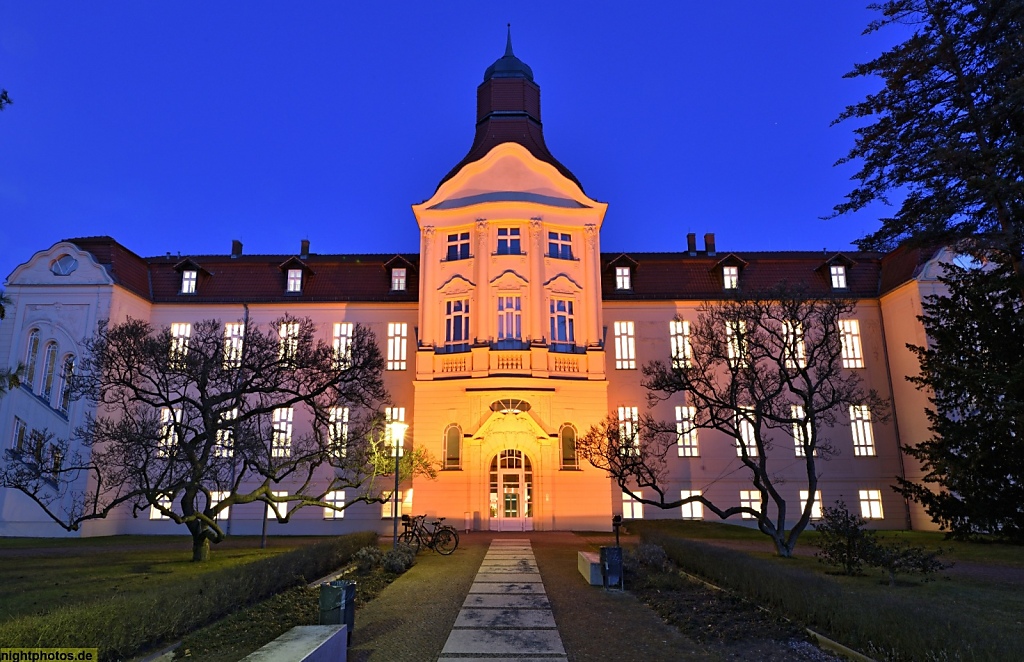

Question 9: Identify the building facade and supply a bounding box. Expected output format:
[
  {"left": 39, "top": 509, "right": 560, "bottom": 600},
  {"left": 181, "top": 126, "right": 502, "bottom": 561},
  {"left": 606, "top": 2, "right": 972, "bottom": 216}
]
[{"left": 0, "top": 39, "right": 945, "bottom": 537}]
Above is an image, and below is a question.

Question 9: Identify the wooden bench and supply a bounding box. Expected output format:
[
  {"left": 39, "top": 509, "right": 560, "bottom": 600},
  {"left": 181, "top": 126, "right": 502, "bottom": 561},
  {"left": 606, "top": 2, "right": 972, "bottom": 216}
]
[{"left": 577, "top": 551, "right": 601, "bottom": 586}]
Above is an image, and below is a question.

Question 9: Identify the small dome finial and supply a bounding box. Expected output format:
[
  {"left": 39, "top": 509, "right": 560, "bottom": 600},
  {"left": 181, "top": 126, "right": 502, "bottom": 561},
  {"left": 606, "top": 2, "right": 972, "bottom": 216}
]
[{"left": 505, "top": 24, "right": 514, "bottom": 57}]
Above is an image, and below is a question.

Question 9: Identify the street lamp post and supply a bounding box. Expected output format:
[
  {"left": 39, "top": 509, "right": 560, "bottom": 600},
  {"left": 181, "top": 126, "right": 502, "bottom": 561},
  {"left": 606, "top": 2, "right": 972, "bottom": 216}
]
[{"left": 388, "top": 421, "right": 408, "bottom": 549}]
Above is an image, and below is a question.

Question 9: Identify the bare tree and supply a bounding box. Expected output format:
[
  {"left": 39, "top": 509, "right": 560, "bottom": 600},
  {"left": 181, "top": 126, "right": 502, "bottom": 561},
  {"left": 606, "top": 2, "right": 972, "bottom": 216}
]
[
  {"left": 0, "top": 292, "right": 24, "bottom": 397},
  {"left": 1, "top": 314, "right": 432, "bottom": 561},
  {"left": 580, "top": 286, "right": 887, "bottom": 557}
]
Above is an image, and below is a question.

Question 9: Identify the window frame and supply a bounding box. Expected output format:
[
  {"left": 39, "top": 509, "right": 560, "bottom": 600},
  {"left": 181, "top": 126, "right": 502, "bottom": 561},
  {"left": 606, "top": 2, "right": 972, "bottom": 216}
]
[
  {"left": 675, "top": 405, "right": 699, "bottom": 457},
  {"left": 736, "top": 406, "right": 758, "bottom": 457},
  {"left": 278, "top": 321, "right": 300, "bottom": 361},
  {"left": 549, "top": 298, "right": 575, "bottom": 351},
  {"left": 850, "top": 405, "right": 876, "bottom": 456},
  {"left": 622, "top": 491, "right": 644, "bottom": 519},
  {"left": 680, "top": 490, "right": 703, "bottom": 520},
  {"left": 496, "top": 227, "right": 522, "bottom": 255},
  {"left": 444, "top": 298, "right": 471, "bottom": 351},
  {"left": 618, "top": 406, "right": 640, "bottom": 456},
  {"left": 560, "top": 423, "right": 578, "bottom": 469},
  {"left": 722, "top": 265, "right": 739, "bottom": 290},
  {"left": 547, "top": 232, "right": 573, "bottom": 260},
  {"left": 224, "top": 323, "right": 245, "bottom": 368},
  {"left": 799, "top": 489, "right": 823, "bottom": 519},
  {"left": 271, "top": 407, "right": 293, "bottom": 457},
  {"left": 329, "top": 406, "right": 349, "bottom": 457},
  {"left": 496, "top": 295, "right": 523, "bottom": 343},
  {"left": 739, "top": 489, "right": 760, "bottom": 519},
  {"left": 181, "top": 270, "right": 198, "bottom": 294},
  {"left": 669, "top": 319, "right": 692, "bottom": 369},
  {"left": 40, "top": 342, "right": 58, "bottom": 399},
  {"left": 324, "top": 490, "right": 346, "bottom": 519},
  {"left": 446, "top": 232, "right": 471, "bottom": 261},
  {"left": 859, "top": 489, "right": 884, "bottom": 519},
  {"left": 444, "top": 424, "right": 462, "bottom": 470},
  {"left": 615, "top": 266, "right": 632, "bottom": 290},
  {"left": 387, "top": 323, "right": 408, "bottom": 370},
  {"left": 839, "top": 319, "right": 865, "bottom": 369},
  {"left": 333, "top": 322, "right": 354, "bottom": 367},
  {"left": 613, "top": 321, "right": 636, "bottom": 370},
  {"left": 391, "top": 268, "right": 407, "bottom": 292},
  {"left": 286, "top": 268, "right": 303, "bottom": 293},
  {"left": 830, "top": 265, "right": 848, "bottom": 289},
  {"left": 170, "top": 322, "right": 192, "bottom": 364},
  {"left": 23, "top": 330, "right": 41, "bottom": 389}
]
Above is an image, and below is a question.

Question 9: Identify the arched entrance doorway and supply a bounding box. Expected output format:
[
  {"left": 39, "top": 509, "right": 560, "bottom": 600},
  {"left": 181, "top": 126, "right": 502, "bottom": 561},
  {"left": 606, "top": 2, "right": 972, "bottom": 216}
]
[{"left": 488, "top": 449, "right": 533, "bottom": 531}]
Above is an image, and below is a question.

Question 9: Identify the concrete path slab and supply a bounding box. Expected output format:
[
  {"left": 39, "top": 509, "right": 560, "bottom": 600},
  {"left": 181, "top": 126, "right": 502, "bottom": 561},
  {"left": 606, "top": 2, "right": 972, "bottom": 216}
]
[
  {"left": 440, "top": 629, "right": 566, "bottom": 656},
  {"left": 474, "top": 572, "right": 543, "bottom": 582},
  {"left": 468, "top": 581, "right": 545, "bottom": 593},
  {"left": 454, "top": 608, "right": 557, "bottom": 629},
  {"left": 461, "top": 593, "right": 551, "bottom": 609}
]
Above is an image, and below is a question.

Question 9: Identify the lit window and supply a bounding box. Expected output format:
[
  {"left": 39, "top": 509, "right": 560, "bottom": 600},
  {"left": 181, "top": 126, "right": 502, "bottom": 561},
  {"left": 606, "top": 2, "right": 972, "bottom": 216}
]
[
  {"left": 800, "top": 490, "right": 823, "bottom": 519},
  {"left": 830, "top": 265, "right": 847, "bottom": 289},
  {"left": 859, "top": 489, "right": 884, "bottom": 519},
  {"left": 214, "top": 408, "right": 236, "bottom": 458},
  {"left": 618, "top": 406, "right": 639, "bottom": 456},
  {"left": 839, "top": 319, "right": 864, "bottom": 368},
  {"left": 446, "top": 232, "right": 471, "bottom": 261},
  {"left": 149, "top": 494, "right": 172, "bottom": 520},
  {"left": 549, "top": 299, "right": 575, "bottom": 350},
  {"left": 670, "top": 319, "right": 691, "bottom": 369},
  {"left": 210, "top": 490, "right": 230, "bottom": 521},
  {"left": 158, "top": 406, "right": 182, "bottom": 457},
  {"left": 445, "top": 299, "right": 470, "bottom": 350},
  {"left": 329, "top": 406, "right": 349, "bottom": 457},
  {"left": 286, "top": 269, "right": 303, "bottom": 293},
  {"left": 615, "top": 266, "right": 631, "bottom": 290},
  {"left": 324, "top": 490, "right": 346, "bottom": 519},
  {"left": 333, "top": 322, "right": 353, "bottom": 366},
  {"left": 267, "top": 490, "right": 289, "bottom": 519},
  {"left": 497, "top": 228, "right": 521, "bottom": 255},
  {"left": 385, "top": 407, "right": 405, "bottom": 456},
  {"left": 723, "top": 266, "right": 739, "bottom": 289},
  {"left": 736, "top": 406, "right": 757, "bottom": 457},
  {"left": 792, "top": 404, "right": 815, "bottom": 457},
  {"left": 382, "top": 489, "right": 413, "bottom": 518},
  {"left": 726, "top": 320, "right": 747, "bottom": 368},
  {"left": 560, "top": 424, "right": 577, "bottom": 469},
  {"left": 739, "top": 490, "right": 760, "bottom": 519},
  {"left": 279, "top": 321, "right": 299, "bottom": 361},
  {"left": 783, "top": 321, "right": 806, "bottom": 368},
  {"left": 224, "top": 323, "right": 245, "bottom": 368},
  {"left": 57, "top": 356, "right": 75, "bottom": 416},
  {"left": 48, "top": 445, "right": 62, "bottom": 478},
  {"left": 181, "top": 270, "right": 197, "bottom": 294},
  {"left": 680, "top": 490, "right": 703, "bottom": 520},
  {"left": 391, "top": 268, "right": 407, "bottom": 291},
  {"left": 23, "top": 331, "right": 40, "bottom": 389},
  {"left": 676, "top": 405, "right": 699, "bottom": 457},
  {"left": 12, "top": 417, "right": 28, "bottom": 451},
  {"left": 850, "top": 405, "right": 876, "bottom": 456},
  {"left": 614, "top": 321, "right": 636, "bottom": 369},
  {"left": 272, "top": 407, "right": 293, "bottom": 457},
  {"left": 497, "top": 296, "right": 522, "bottom": 342},
  {"left": 622, "top": 491, "right": 644, "bottom": 519},
  {"left": 387, "top": 323, "right": 407, "bottom": 370},
  {"left": 170, "top": 323, "right": 191, "bottom": 363},
  {"left": 548, "top": 232, "right": 573, "bottom": 259},
  {"left": 444, "top": 424, "right": 461, "bottom": 469},
  {"left": 40, "top": 342, "right": 58, "bottom": 399}
]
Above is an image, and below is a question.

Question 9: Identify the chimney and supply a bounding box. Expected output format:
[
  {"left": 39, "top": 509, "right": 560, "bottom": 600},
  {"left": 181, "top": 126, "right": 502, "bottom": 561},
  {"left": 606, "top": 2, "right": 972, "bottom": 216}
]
[
  {"left": 686, "top": 233, "right": 697, "bottom": 256},
  {"left": 231, "top": 240, "right": 243, "bottom": 258},
  {"left": 704, "top": 233, "right": 716, "bottom": 257},
  {"left": 300, "top": 239, "right": 310, "bottom": 259}
]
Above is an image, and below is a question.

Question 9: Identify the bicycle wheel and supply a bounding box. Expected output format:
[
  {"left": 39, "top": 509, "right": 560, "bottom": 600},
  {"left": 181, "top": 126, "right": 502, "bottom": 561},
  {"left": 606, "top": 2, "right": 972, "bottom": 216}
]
[
  {"left": 398, "top": 530, "right": 421, "bottom": 554},
  {"left": 433, "top": 528, "right": 458, "bottom": 555},
  {"left": 441, "top": 525, "right": 460, "bottom": 547}
]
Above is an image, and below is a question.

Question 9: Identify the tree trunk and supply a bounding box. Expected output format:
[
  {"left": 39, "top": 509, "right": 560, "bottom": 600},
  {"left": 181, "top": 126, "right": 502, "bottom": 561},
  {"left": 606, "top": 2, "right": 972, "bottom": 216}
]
[{"left": 192, "top": 534, "right": 210, "bottom": 562}]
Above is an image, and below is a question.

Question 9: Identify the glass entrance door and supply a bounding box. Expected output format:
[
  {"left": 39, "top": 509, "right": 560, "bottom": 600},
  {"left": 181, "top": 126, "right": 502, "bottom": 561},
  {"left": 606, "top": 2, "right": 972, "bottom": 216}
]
[
  {"left": 502, "top": 473, "right": 521, "bottom": 519},
  {"left": 489, "top": 450, "right": 534, "bottom": 531}
]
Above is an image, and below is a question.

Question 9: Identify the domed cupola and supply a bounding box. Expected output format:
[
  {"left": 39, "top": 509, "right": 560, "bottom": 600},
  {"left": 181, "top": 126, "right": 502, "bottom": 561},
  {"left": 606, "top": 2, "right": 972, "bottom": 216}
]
[{"left": 483, "top": 28, "right": 535, "bottom": 81}]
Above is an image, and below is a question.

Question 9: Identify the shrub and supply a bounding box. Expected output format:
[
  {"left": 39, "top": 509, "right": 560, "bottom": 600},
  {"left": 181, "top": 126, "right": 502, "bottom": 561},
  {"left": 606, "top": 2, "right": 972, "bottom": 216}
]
[
  {"left": 382, "top": 544, "right": 416, "bottom": 574},
  {"left": 354, "top": 545, "right": 385, "bottom": 572},
  {"left": 868, "top": 541, "right": 948, "bottom": 586},
  {"left": 814, "top": 499, "right": 876, "bottom": 575}
]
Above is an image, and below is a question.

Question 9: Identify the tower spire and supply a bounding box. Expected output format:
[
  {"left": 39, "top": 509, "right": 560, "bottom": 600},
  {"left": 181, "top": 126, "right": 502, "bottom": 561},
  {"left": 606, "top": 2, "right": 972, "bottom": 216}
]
[{"left": 505, "top": 23, "right": 514, "bottom": 57}]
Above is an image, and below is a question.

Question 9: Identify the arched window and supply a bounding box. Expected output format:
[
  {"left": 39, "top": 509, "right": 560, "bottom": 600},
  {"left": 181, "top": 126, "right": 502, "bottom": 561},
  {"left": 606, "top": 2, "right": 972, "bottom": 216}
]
[
  {"left": 23, "top": 331, "right": 40, "bottom": 389},
  {"left": 444, "top": 424, "right": 461, "bottom": 469},
  {"left": 57, "top": 355, "right": 75, "bottom": 416},
  {"left": 41, "top": 342, "right": 58, "bottom": 399},
  {"left": 560, "top": 424, "right": 577, "bottom": 469}
]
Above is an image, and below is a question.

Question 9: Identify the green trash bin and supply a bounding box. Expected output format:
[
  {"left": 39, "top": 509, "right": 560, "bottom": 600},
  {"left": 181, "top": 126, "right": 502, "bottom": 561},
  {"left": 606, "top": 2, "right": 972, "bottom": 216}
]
[{"left": 318, "top": 579, "right": 356, "bottom": 644}]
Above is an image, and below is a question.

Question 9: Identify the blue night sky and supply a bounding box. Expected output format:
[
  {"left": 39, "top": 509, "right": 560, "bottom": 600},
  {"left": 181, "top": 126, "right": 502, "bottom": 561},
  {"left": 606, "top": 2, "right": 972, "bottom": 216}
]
[{"left": 0, "top": 4, "right": 912, "bottom": 284}]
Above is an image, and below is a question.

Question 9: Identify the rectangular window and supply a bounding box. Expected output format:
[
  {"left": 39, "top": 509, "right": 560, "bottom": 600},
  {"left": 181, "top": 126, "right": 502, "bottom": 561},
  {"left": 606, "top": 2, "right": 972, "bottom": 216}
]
[
  {"left": 622, "top": 491, "right": 644, "bottom": 519},
  {"left": 680, "top": 490, "right": 703, "bottom": 520},
  {"left": 181, "top": 270, "right": 197, "bottom": 294},
  {"left": 385, "top": 407, "right": 406, "bottom": 456},
  {"left": 723, "top": 265, "right": 739, "bottom": 289},
  {"left": 737, "top": 407, "right": 758, "bottom": 457},
  {"left": 446, "top": 232, "right": 471, "bottom": 261},
  {"left": 840, "top": 319, "right": 864, "bottom": 368},
  {"left": 324, "top": 490, "right": 346, "bottom": 519},
  {"left": 549, "top": 299, "right": 575, "bottom": 349},
  {"left": 547, "top": 232, "right": 573, "bottom": 259},
  {"left": 210, "top": 490, "right": 230, "bottom": 521},
  {"left": 830, "top": 265, "right": 847, "bottom": 289},
  {"left": 859, "top": 489, "right": 884, "bottom": 519},
  {"left": 387, "top": 323, "right": 407, "bottom": 370},
  {"left": 267, "top": 490, "right": 289, "bottom": 519},
  {"left": 214, "top": 408, "right": 236, "bottom": 458},
  {"left": 618, "top": 406, "right": 639, "bottom": 456},
  {"left": 792, "top": 404, "right": 815, "bottom": 457},
  {"left": 149, "top": 494, "right": 172, "bottom": 520},
  {"left": 158, "top": 406, "right": 182, "bottom": 457},
  {"left": 615, "top": 266, "right": 631, "bottom": 290},
  {"left": 726, "top": 320, "right": 747, "bottom": 368},
  {"left": 271, "top": 407, "right": 293, "bottom": 457},
  {"left": 286, "top": 269, "right": 303, "bottom": 293},
  {"left": 614, "top": 321, "right": 636, "bottom": 369},
  {"left": 170, "top": 323, "right": 191, "bottom": 363},
  {"left": 224, "top": 323, "right": 245, "bottom": 368},
  {"left": 850, "top": 405, "right": 876, "bottom": 456},
  {"left": 332, "top": 322, "right": 353, "bottom": 367},
  {"left": 329, "top": 406, "right": 349, "bottom": 457},
  {"left": 12, "top": 417, "right": 28, "bottom": 451},
  {"left": 497, "top": 296, "right": 522, "bottom": 341},
  {"left": 445, "top": 299, "right": 470, "bottom": 349},
  {"left": 382, "top": 489, "right": 412, "bottom": 518},
  {"left": 279, "top": 321, "right": 300, "bottom": 361},
  {"left": 782, "top": 321, "right": 806, "bottom": 368},
  {"left": 800, "top": 490, "right": 823, "bottom": 519},
  {"left": 739, "top": 490, "right": 760, "bottom": 519},
  {"left": 391, "top": 267, "right": 407, "bottom": 291},
  {"left": 675, "top": 405, "right": 699, "bottom": 457},
  {"left": 497, "top": 227, "right": 521, "bottom": 255},
  {"left": 669, "top": 319, "right": 691, "bottom": 369}
]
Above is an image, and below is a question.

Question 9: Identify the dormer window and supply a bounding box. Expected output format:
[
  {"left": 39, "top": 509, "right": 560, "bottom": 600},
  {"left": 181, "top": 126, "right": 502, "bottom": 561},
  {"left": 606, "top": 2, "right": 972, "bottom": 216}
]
[
  {"left": 723, "top": 266, "right": 739, "bottom": 290},
  {"left": 447, "top": 232, "right": 471, "bottom": 261},
  {"left": 286, "top": 269, "right": 303, "bottom": 293},
  {"left": 615, "top": 266, "right": 632, "bottom": 290},
  {"left": 830, "top": 265, "right": 847, "bottom": 289},
  {"left": 391, "top": 268, "right": 407, "bottom": 291},
  {"left": 181, "top": 270, "right": 197, "bottom": 294},
  {"left": 497, "top": 228, "right": 521, "bottom": 255},
  {"left": 548, "top": 232, "right": 573, "bottom": 260}
]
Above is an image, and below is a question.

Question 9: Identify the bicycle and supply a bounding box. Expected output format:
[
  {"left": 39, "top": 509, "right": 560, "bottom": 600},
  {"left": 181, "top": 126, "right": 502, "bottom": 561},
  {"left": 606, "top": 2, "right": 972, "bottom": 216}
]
[{"left": 399, "top": 514, "right": 459, "bottom": 555}]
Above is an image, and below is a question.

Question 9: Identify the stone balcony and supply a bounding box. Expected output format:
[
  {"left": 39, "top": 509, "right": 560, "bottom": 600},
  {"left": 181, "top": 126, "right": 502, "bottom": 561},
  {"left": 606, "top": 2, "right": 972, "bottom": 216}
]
[{"left": 416, "top": 343, "right": 605, "bottom": 381}]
